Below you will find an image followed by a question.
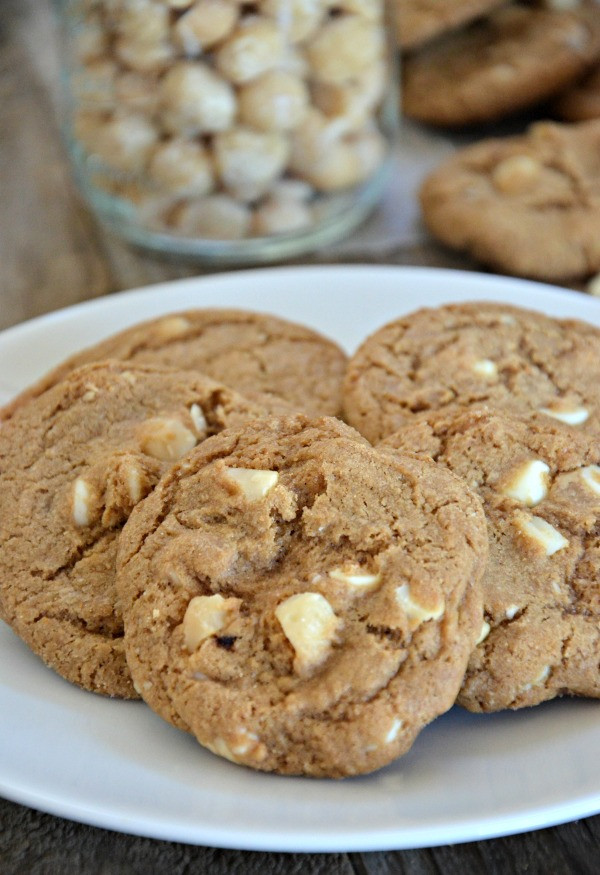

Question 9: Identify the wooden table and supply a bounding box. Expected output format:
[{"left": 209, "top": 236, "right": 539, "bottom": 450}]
[{"left": 2, "top": 1, "right": 600, "bottom": 871}]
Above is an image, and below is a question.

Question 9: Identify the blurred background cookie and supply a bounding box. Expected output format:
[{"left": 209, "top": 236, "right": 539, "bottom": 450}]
[
  {"left": 419, "top": 119, "right": 600, "bottom": 281},
  {"left": 553, "top": 62, "right": 600, "bottom": 120},
  {"left": 402, "top": 1, "right": 600, "bottom": 127},
  {"left": 397, "top": 0, "right": 508, "bottom": 51}
]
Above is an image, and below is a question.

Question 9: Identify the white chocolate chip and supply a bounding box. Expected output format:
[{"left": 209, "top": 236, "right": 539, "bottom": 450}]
[
  {"left": 275, "top": 592, "right": 339, "bottom": 674},
  {"left": 472, "top": 358, "right": 498, "bottom": 379},
  {"left": 139, "top": 417, "right": 197, "bottom": 461},
  {"left": 206, "top": 729, "right": 266, "bottom": 763},
  {"left": 492, "top": 155, "right": 542, "bottom": 195},
  {"left": 539, "top": 403, "right": 589, "bottom": 425},
  {"left": 126, "top": 462, "right": 143, "bottom": 504},
  {"left": 395, "top": 583, "right": 444, "bottom": 628},
  {"left": 156, "top": 314, "right": 192, "bottom": 340},
  {"left": 587, "top": 272, "right": 600, "bottom": 297},
  {"left": 384, "top": 718, "right": 403, "bottom": 744},
  {"left": 522, "top": 665, "right": 551, "bottom": 692},
  {"left": 152, "top": 608, "right": 160, "bottom": 619},
  {"left": 514, "top": 514, "right": 569, "bottom": 556},
  {"left": 580, "top": 465, "right": 600, "bottom": 496},
  {"left": 329, "top": 567, "right": 381, "bottom": 592},
  {"left": 224, "top": 467, "right": 279, "bottom": 500},
  {"left": 500, "top": 459, "right": 550, "bottom": 507},
  {"left": 182, "top": 593, "right": 242, "bottom": 652},
  {"left": 476, "top": 620, "right": 491, "bottom": 644},
  {"left": 72, "top": 477, "right": 93, "bottom": 526},
  {"left": 189, "top": 403, "right": 207, "bottom": 436},
  {"left": 505, "top": 604, "right": 519, "bottom": 620}
]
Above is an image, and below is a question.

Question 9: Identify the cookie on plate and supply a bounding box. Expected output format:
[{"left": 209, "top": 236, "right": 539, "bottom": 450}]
[
  {"left": 343, "top": 300, "right": 600, "bottom": 443},
  {"left": 403, "top": 2, "right": 600, "bottom": 127},
  {"left": 1, "top": 309, "right": 348, "bottom": 422},
  {"left": 553, "top": 63, "right": 600, "bottom": 121},
  {"left": 381, "top": 408, "right": 600, "bottom": 712},
  {"left": 419, "top": 120, "right": 600, "bottom": 282},
  {"left": 397, "top": 0, "right": 507, "bottom": 50},
  {"left": 0, "top": 360, "right": 285, "bottom": 698},
  {"left": 116, "top": 414, "right": 487, "bottom": 777}
]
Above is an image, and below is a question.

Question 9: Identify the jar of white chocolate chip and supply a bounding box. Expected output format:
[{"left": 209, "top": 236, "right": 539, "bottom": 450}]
[{"left": 58, "top": 0, "right": 398, "bottom": 262}]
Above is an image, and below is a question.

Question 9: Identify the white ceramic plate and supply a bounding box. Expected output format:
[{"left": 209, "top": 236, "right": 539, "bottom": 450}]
[{"left": 1, "top": 266, "right": 600, "bottom": 853}]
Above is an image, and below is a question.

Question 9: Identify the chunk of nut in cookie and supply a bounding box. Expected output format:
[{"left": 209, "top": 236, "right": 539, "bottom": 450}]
[
  {"left": 514, "top": 514, "right": 569, "bottom": 556},
  {"left": 139, "top": 417, "right": 197, "bottom": 461},
  {"left": 395, "top": 583, "right": 444, "bottom": 630},
  {"left": 155, "top": 314, "right": 192, "bottom": 340},
  {"left": 275, "top": 592, "right": 339, "bottom": 675},
  {"left": 492, "top": 155, "right": 541, "bottom": 196},
  {"left": 223, "top": 467, "right": 278, "bottom": 500},
  {"left": 72, "top": 477, "right": 93, "bottom": 526},
  {"left": 538, "top": 402, "right": 589, "bottom": 425},
  {"left": 500, "top": 459, "right": 550, "bottom": 507},
  {"left": 329, "top": 566, "right": 381, "bottom": 592},
  {"left": 183, "top": 593, "right": 242, "bottom": 652},
  {"left": 476, "top": 620, "right": 491, "bottom": 645},
  {"left": 472, "top": 358, "right": 498, "bottom": 379},
  {"left": 521, "top": 664, "right": 551, "bottom": 693},
  {"left": 189, "top": 403, "right": 207, "bottom": 436},
  {"left": 580, "top": 465, "right": 600, "bottom": 496}
]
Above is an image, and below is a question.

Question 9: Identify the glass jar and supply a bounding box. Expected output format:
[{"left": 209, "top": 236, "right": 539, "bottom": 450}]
[{"left": 58, "top": 0, "right": 399, "bottom": 263}]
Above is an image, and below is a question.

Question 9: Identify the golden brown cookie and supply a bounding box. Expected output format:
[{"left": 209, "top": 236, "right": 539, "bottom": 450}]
[
  {"left": 419, "top": 120, "right": 600, "bottom": 282},
  {"left": 553, "top": 63, "right": 600, "bottom": 120},
  {"left": 1, "top": 309, "right": 348, "bottom": 422},
  {"left": 403, "top": 3, "right": 600, "bottom": 127},
  {"left": 398, "top": 0, "right": 507, "bottom": 50},
  {"left": 0, "top": 361, "right": 283, "bottom": 698},
  {"left": 381, "top": 408, "right": 600, "bottom": 712},
  {"left": 343, "top": 300, "right": 600, "bottom": 443},
  {"left": 116, "top": 414, "right": 487, "bottom": 777}
]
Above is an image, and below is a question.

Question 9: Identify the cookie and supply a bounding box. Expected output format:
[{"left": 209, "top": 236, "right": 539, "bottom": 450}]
[
  {"left": 553, "top": 63, "right": 600, "bottom": 121},
  {"left": 398, "top": 0, "right": 507, "bottom": 51},
  {"left": 381, "top": 408, "right": 600, "bottom": 712},
  {"left": 116, "top": 414, "right": 487, "bottom": 777},
  {"left": 402, "top": 3, "right": 600, "bottom": 127},
  {"left": 0, "top": 360, "right": 284, "bottom": 698},
  {"left": 343, "top": 300, "right": 600, "bottom": 444},
  {"left": 419, "top": 119, "right": 600, "bottom": 281},
  {"left": 2, "top": 309, "right": 348, "bottom": 422}
]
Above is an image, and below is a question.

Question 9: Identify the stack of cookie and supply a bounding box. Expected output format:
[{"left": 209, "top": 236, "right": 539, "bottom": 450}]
[
  {"left": 1, "top": 300, "right": 599, "bottom": 777},
  {"left": 399, "top": 0, "right": 600, "bottom": 283}
]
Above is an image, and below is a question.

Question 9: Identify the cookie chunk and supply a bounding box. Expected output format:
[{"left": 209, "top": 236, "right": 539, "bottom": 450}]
[
  {"left": 116, "top": 414, "right": 487, "bottom": 777},
  {"left": 419, "top": 120, "right": 600, "bottom": 281},
  {"left": 381, "top": 409, "right": 600, "bottom": 712},
  {"left": 343, "top": 301, "right": 600, "bottom": 443},
  {"left": 398, "top": 0, "right": 507, "bottom": 51},
  {"left": 403, "top": 3, "right": 600, "bottom": 127},
  {"left": 553, "top": 63, "right": 600, "bottom": 121},
  {"left": 0, "top": 361, "right": 283, "bottom": 698},
  {"left": 2, "top": 309, "right": 347, "bottom": 421}
]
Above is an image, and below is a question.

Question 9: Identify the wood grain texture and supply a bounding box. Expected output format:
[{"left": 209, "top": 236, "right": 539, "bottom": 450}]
[{"left": 1, "top": 0, "right": 599, "bottom": 871}]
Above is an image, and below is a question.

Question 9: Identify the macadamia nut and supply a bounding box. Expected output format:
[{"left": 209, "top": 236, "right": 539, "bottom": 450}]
[
  {"left": 306, "top": 15, "right": 384, "bottom": 85},
  {"left": 214, "top": 127, "right": 290, "bottom": 201},
  {"left": 215, "top": 19, "right": 286, "bottom": 84},
  {"left": 149, "top": 138, "right": 215, "bottom": 196},
  {"left": 238, "top": 71, "right": 309, "bottom": 131},
  {"left": 159, "top": 62, "right": 236, "bottom": 135},
  {"left": 174, "top": 0, "right": 239, "bottom": 55}
]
